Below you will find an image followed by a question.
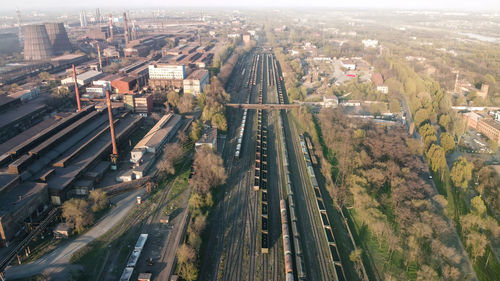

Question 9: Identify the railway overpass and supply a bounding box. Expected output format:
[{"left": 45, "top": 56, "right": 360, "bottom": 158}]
[{"left": 226, "top": 103, "right": 300, "bottom": 109}]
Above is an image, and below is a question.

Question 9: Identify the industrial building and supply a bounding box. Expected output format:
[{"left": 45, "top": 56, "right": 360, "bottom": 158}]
[
  {"left": 0, "top": 33, "right": 20, "bottom": 55},
  {"left": 125, "top": 114, "right": 182, "bottom": 181},
  {"left": 183, "top": 69, "right": 209, "bottom": 95},
  {"left": 0, "top": 96, "right": 47, "bottom": 143},
  {"left": 124, "top": 94, "right": 153, "bottom": 115},
  {"left": 61, "top": 70, "right": 104, "bottom": 87},
  {"left": 23, "top": 24, "right": 53, "bottom": 61},
  {"left": 44, "top": 23, "right": 72, "bottom": 55},
  {"left": 148, "top": 62, "right": 186, "bottom": 89},
  {"left": 0, "top": 181, "right": 49, "bottom": 247},
  {"left": 0, "top": 105, "right": 143, "bottom": 211}
]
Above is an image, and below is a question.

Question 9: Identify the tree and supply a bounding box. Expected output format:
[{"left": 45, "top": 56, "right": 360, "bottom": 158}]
[
  {"left": 177, "top": 243, "right": 196, "bottom": 265},
  {"left": 178, "top": 131, "right": 189, "bottom": 145},
  {"left": 167, "top": 91, "right": 180, "bottom": 107},
  {"left": 416, "top": 265, "right": 439, "bottom": 281},
  {"left": 414, "top": 108, "right": 430, "bottom": 127},
  {"left": 465, "top": 231, "right": 488, "bottom": 262},
  {"left": 407, "top": 138, "right": 423, "bottom": 155},
  {"left": 450, "top": 157, "right": 473, "bottom": 192},
  {"left": 62, "top": 198, "right": 94, "bottom": 233},
  {"left": 189, "top": 214, "right": 207, "bottom": 235},
  {"left": 211, "top": 112, "right": 227, "bottom": 132},
  {"left": 439, "top": 114, "right": 451, "bottom": 131},
  {"left": 179, "top": 261, "right": 198, "bottom": 281},
  {"left": 488, "top": 140, "right": 498, "bottom": 153},
  {"left": 178, "top": 93, "right": 194, "bottom": 113},
  {"left": 88, "top": 190, "right": 107, "bottom": 212},
  {"left": 39, "top": 72, "right": 51, "bottom": 81},
  {"left": 158, "top": 143, "right": 183, "bottom": 176},
  {"left": 470, "top": 196, "right": 487, "bottom": 217},
  {"left": 190, "top": 146, "right": 226, "bottom": 194},
  {"left": 190, "top": 120, "right": 202, "bottom": 141},
  {"left": 426, "top": 144, "right": 446, "bottom": 173},
  {"left": 441, "top": 132, "right": 455, "bottom": 154}
]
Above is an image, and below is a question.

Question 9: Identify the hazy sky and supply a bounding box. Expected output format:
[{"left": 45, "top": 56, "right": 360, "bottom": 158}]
[{"left": 6, "top": 0, "right": 500, "bottom": 11}]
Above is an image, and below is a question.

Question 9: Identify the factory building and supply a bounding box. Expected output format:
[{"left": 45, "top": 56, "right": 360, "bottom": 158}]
[
  {"left": 148, "top": 63, "right": 186, "bottom": 89},
  {"left": 61, "top": 70, "right": 104, "bottom": 87},
  {"left": 0, "top": 182, "right": 49, "bottom": 247},
  {"left": 0, "top": 95, "right": 47, "bottom": 143},
  {"left": 112, "top": 76, "right": 140, "bottom": 94},
  {"left": 149, "top": 63, "right": 186, "bottom": 80},
  {"left": 0, "top": 33, "right": 20, "bottom": 55},
  {"left": 183, "top": 69, "right": 209, "bottom": 95},
  {"left": 86, "top": 26, "right": 111, "bottom": 40},
  {"left": 124, "top": 114, "right": 182, "bottom": 180},
  {"left": 84, "top": 81, "right": 112, "bottom": 98},
  {"left": 124, "top": 94, "right": 153, "bottom": 115}
]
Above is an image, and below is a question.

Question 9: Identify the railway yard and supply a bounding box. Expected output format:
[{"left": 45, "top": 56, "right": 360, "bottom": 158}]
[{"left": 200, "top": 47, "right": 350, "bottom": 281}]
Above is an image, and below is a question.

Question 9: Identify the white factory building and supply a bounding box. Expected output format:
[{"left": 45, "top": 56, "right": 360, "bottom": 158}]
[{"left": 148, "top": 64, "right": 186, "bottom": 80}]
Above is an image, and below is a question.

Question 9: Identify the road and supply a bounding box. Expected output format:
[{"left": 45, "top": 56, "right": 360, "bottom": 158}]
[{"left": 5, "top": 189, "right": 145, "bottom": 280}]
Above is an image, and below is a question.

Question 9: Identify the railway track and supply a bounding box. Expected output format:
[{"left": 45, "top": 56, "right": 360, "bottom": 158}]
[{"left": 199, "top": 51, "right": 259, "bottom": 281}]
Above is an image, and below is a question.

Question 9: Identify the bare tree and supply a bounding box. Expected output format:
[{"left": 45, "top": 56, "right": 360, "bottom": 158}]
[
  {"left": 158, "top": 143, "right": 183, "bottom": 176},
  {"left": 190, "top": 146, "right": 226, "bottom": 194}
]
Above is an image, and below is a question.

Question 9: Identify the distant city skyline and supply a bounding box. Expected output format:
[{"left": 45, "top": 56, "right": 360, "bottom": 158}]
[{"left": 5, "top": 0, "right": 500, "bottom": 12}]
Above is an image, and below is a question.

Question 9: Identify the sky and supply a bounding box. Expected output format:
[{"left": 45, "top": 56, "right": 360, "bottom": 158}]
[{"left": 5, "top": 0, "right": 500, "bottom": 11}]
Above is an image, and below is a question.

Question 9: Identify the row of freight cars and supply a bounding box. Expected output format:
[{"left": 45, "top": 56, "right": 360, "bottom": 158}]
[
  {"left": 274, "top": 57, "right": 285, "bottom": 105},
  {"left": 245, "top": 53, "right": 259, "bottom": 90},
  {"left": 299, "top": 134, "right": 346, "bottom": 281},
  {"left": 234, "top": 52, "right": 255, "bottom": 159},
  {"left": 120, "top": 234, "right": 149, "bottom": 281},
  {"left": 255, "top": 109, "right": 269, "bottom": 255},
  {"left": 278, "top": 113, "right": 306, "bottom": 281},
  {"left": 234, "top": 108, "right": 248, "bottom": 159},
  {"left": 267, "top": 53, "right": 275, "bottom": 88}
]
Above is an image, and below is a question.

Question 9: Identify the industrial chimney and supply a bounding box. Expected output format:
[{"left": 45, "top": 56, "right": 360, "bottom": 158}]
[
  {"left": 97, "top": 44, "right": 103, "bottom": 71},
  {"left": 123, "top": 12, "right": 130, "bottom": 45},
  {"left": 109, "top": 14, "right": 114, "bottom": 40},
  {"left": 72, "top": 64, "right": 82, "bottom": 111},
  {"left": 106, "top": 90, "right": 119, "bottom": 170}
]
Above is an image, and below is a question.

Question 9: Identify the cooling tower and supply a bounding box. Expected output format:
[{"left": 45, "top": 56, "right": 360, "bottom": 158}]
[
  {"left": 44, "top": 22, "right": 72, "bottom": 55},
  {"left": 24, "top": 24, "right": 53, "bottom": 61}
]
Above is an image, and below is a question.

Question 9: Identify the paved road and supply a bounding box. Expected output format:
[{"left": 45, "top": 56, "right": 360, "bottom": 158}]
[{"left": 5, "top": 189, "right": 144, "bottom": 280}]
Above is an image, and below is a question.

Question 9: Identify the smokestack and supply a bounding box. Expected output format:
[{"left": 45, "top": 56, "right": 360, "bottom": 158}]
[
  {"left": 72, "top": 64, "right": 81, "bottom": 111},
  {"left": 131, "top": 21, "right": 137, "bottom": 40},
  {"left": 109, "top": 14, "right": 114, "bottom": 40},
  {"left": 123, "top": 12, "right": 129, "bottom": 45},
  {"left": 97, "top": 44, "right": 103, "bottom": 71},
  {"left": 106, "top": 90, "right": 119, "bottom": 169}
]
